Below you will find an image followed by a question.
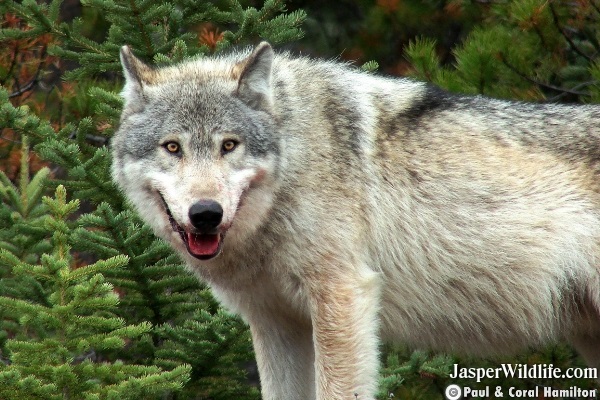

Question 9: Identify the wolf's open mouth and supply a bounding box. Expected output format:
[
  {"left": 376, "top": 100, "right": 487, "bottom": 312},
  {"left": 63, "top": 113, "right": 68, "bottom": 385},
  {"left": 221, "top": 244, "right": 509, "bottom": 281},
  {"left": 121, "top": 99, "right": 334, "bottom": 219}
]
[{"left": 159, "top": 195, "right": 224, "bottom": 260}]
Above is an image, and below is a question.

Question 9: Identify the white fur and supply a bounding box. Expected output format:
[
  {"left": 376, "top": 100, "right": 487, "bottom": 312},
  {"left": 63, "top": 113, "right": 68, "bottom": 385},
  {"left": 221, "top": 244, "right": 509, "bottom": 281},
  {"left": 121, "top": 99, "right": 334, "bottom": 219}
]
[{"left": 112, "top": 43, "right": 600, "bottom": 399}]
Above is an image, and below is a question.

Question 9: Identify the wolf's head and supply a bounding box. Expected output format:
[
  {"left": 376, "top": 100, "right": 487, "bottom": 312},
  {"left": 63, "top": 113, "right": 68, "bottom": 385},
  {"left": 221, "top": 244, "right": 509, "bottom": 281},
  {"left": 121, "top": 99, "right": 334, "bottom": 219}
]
[{"left": 111, "top": 43, "right": 280, "bottom": 263}]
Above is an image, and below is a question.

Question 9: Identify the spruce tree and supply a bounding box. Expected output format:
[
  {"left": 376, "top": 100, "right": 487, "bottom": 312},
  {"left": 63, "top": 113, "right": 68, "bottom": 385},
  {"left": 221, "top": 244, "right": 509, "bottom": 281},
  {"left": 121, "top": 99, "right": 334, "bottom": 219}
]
[
  {"left": 0, "top": 172, "right": 190, "bottom": 399},
  {"left": 0, "top": 1, "right": 304, "bottom": 398},
  {"left": 404, "top": 1, "right": 600, "bottom": 102}
]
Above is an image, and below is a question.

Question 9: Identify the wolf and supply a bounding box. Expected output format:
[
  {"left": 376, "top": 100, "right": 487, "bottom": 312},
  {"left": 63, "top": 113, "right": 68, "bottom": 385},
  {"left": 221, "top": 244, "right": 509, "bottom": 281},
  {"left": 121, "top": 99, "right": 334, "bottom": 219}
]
[{"left": 111, "top": 41, "right": 600, "bottom": 399}]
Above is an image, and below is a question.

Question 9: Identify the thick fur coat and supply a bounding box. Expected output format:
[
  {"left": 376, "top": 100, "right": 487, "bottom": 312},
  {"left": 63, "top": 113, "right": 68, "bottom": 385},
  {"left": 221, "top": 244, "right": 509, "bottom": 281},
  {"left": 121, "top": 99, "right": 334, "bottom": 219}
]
[{"left": 111, "top": 42, "right": 600, "bottom": 399}]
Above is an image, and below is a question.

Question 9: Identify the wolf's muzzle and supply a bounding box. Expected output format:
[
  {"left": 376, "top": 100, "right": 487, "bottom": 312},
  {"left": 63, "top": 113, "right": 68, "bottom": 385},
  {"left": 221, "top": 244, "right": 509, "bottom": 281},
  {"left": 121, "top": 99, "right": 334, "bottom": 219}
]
[{"left": 189, "top": 200, "right": 223, "bottom": 232}]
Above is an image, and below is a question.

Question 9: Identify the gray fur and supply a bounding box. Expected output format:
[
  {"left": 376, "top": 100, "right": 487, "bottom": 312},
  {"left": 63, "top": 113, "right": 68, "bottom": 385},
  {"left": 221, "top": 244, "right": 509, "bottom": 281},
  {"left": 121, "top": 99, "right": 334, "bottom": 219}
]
[{"left": 112, "top": 42, "right": 600, "bottom": 399}]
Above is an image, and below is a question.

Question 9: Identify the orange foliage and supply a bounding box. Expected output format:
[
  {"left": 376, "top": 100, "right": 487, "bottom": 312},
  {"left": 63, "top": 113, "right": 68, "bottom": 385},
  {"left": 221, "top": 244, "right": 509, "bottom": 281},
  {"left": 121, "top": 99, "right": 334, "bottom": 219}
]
[
  {"left": 1, "top": 13, "right": 57, "bottom": 181},
  {"left": 199, "top": 24, "right": 224, "bottom": 51},
  {"left": 377, "top": 0, "right": 400, "bottom": 14},
  {"left": 444, "top": 1, "right": 464, "bottom": 18}
]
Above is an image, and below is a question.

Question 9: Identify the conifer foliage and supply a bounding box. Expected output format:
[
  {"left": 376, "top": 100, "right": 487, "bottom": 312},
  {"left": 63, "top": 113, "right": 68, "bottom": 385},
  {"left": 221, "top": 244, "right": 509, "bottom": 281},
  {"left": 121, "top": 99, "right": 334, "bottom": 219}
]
[
  {"left": 0, "top": 0, "right": 304, "bottom": 398},
  {"left": 402, "top": 1, "right": 600, "bottom": 102},
  {"left": 3, "top": 1, "right": 600, "bottom": 399}
]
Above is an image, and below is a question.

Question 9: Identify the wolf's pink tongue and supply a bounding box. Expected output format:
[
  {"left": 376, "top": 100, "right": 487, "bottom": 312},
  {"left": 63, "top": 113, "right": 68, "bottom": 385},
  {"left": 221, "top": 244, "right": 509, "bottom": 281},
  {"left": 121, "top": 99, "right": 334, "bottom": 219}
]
[{"left": 187, "top": 233, "right": 220, "bottom": 256}]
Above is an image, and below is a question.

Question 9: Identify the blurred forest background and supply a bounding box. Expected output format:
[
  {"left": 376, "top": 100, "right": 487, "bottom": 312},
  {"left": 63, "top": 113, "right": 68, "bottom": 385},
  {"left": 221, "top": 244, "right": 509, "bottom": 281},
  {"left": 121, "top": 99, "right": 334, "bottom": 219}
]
[{"left": 1, "top": 0, "right": 600, "bottom": 398}]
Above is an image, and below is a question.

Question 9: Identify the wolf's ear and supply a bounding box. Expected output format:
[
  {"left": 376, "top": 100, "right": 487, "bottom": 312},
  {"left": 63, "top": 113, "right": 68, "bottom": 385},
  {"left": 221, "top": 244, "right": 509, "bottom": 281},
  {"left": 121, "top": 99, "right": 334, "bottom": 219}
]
[
  {"left": 236, "top": 42, "right": 274, "bottom": 112},
  {"left": 120, "top": 46, "right": 155, "bottom": 106}
]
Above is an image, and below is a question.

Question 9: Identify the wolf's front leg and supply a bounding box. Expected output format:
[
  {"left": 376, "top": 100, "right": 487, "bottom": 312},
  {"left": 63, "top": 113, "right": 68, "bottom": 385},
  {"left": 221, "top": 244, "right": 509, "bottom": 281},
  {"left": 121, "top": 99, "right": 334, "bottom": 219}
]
[
  {"left": 249, "top": 314, "right": 316, "bottom": 400},
  {"left": 310, "top": 268, "right": 382, "bottom": 400}
]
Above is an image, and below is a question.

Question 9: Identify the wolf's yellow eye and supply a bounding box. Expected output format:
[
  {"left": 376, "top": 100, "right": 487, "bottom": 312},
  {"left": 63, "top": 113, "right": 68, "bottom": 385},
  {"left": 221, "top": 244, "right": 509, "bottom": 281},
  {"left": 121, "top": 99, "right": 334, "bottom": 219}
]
[
  {"left": 222, "top": 140, "right": 238, "bottom": 154},
  {"left": 164, "top": 141, "right": 180, "bottom": 154}
]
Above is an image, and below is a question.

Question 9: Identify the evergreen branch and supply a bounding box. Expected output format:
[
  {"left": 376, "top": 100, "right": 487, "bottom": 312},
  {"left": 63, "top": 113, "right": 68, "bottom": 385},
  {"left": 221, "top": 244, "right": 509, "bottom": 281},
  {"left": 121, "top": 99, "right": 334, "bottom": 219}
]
[
  {"left": 500, "top": 54, "right": 591, "bottom": 97},
  {"left": 0, "top": 42, "right": 19, "bottom": 86},
  {"left": 8, "top": 44, "right": 47, "bottom": 99},
  {"left": 545, "top": 80, "right": 599, "bottom": 102},
  {"left": 67, "top": 315, "right": 125, "bottom": 334},
  {"left": 102, "top": 364, "right": 191, "bottom": 394},
  {"left": 0, "top": 372, "right": 58, "bottom": 400},
  {"left": 24, "top": 168, "right": 50, "bottom": 215},
  {"left": 0, "top": 88, "right": 57, "bottom": 145},
  {"left": 66, "top": 255, "right": 129, "bottom": 283},
  {"left": 0, "top": 295, "right": 47, "bottom": 317},
  {"left": 0, "top": 249, "right": 30, "bottom": 270},
  {"left": 549, "top": 3, "right": 594, "bottom": 62},
  {"left": 0, "top": 171, "right": 21, "bottom": 212},
  {"left": 18, "top": 136, "right": 30, "bottom": 212},
  {"left": 129, "top": 0, "right": 154, "bottom": 56},
  {"left": 8, "top": 78, "right": 37, "bottom": 99}
]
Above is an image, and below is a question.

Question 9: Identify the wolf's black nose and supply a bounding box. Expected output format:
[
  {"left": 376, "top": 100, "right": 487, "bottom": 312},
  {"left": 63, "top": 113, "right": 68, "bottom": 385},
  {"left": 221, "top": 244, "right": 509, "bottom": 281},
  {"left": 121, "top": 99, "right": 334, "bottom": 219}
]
[{"left": 189, "top": 200, "right": 223, "bottom": 232}]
